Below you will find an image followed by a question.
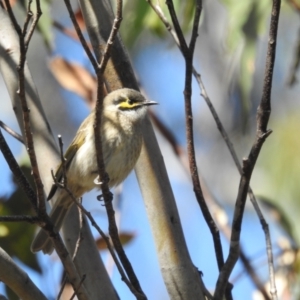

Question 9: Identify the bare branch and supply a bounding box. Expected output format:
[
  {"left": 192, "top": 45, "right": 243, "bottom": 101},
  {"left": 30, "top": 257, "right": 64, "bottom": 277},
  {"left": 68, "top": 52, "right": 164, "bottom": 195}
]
[
  {"left": 70, "top": 275, "right": 87, "bottom": 300},
  {"left": 23, "top": 0, "right": 42, "bottom": 47},
  {"left": 54, "top": 181, "right": 141, "bottom": 297},
  {"left": 76, "top": 0, "right": 147, "bottom": 298},
  {"left": 0, "top": 120, "right": 24, "bottom": 144},
  {"left": 165, "top": 0, "right": 229, "bottom": 292},
  {"left": 52, "top": 133, "right": 140, "bottom": 297},
  {"left": 0, "top": 247, "right": 47, "bottom": 300},
  {"left": 98, "top": 0, "right": 123, "bottom": 73},
  {"left": 147, "top": 2, "right": 276, "bottom": 298},
  {"left": 0, "top": 215, "right": 40, "bottom": 223},
  {"left": 214, "top": 1, "right": 281, "bottom": 299},
  {"left": 0, "top": 127, "right": 37, "bottom": 211},
  {"left": 64, "top": 0, "right": 98, "bottom": 69},
  {"left": 0, "top": 6, "right": 91, "bottom": 299},
  {"left": 5, "top": 0, "right": 46, "bottom": 214},
  {"left": 52, "top": 20, "right": 92, "bottom": 48}
]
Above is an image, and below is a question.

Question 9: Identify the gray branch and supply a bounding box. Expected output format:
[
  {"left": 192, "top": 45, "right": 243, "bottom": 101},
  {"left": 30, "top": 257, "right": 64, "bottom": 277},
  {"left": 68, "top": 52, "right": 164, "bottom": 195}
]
[{"left": 0, "top": 247, "right": 47, "bottom": 300}]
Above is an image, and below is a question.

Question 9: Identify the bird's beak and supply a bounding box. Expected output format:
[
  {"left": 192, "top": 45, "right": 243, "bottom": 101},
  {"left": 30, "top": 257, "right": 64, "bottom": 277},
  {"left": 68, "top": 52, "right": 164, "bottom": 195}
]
[{"left": 144, "top": 100, "right": 158, "bottom": 106}]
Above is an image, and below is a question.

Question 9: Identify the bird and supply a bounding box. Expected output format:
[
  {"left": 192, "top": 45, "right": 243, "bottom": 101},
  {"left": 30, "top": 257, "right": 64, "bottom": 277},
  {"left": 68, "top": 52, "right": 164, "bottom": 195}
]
[{"left": 31, "top": 88, "right": 157, "bottom": 254}]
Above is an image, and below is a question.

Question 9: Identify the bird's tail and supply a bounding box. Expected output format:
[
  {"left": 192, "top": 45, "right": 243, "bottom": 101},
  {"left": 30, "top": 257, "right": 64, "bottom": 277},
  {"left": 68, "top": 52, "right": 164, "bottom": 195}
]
[{"left": 30, "top": 191, "right": 72, "bottom": 254}]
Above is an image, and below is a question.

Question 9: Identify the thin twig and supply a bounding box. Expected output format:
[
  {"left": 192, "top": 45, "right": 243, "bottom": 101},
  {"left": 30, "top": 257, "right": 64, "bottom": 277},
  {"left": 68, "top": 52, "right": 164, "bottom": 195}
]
[
  {"left": 93, "top": 0, "right": 147, "bottom": 298},
  {"left": 3, "top": 0, "right": 22, "bottom": 36},
  {"left": 24, "top": 0, "right": 42, "bottom": 47},
  {"left": 195, "top": 71, "right": 272, "bottom": 300},
  {"left": 58, "top": 135, "right": 67, "bottom": 187},
  {"left": 73, "top": 198, "right": 84, "bottom": 259},
  {"left": 0, "top": 120, "right": 24, "bottom": 144},
  {"left": 98, "top": 0, "right": 123, "bottom": 72},
  {"left": 54, "top": 181, "right": 141, "bottom": 297},
  {"left": 52, "top": 20, "right": 92, "bottom": 49},
  {"left": 5, "top": 0, "right": 46, "bottom": 213},
  {"left": 0, "top": 215, "right": 41, "bottom": 223},
  {"left": 64, "top": 0, "right": 98, "bottom": 69},
  {"left": 70, "top": 274, "right": 86, "bottom": 300},
  {"left": 2, "top": 3, "right": 89, "bottom": 298},
  {"left": 0, "top": 128, "right": 37, "bottom": 211},
  {"left": 56, "top": 278, "right": 66, "bottom": 300},
  {"left": 164, "top": 0, "right": 230, "bottom": 295},
  {"left": 22, "top": 0, "right": 33, "bottom": 40},
  {"left": 214, "top": 1, "right": 281, "bottom": 299},
  {"left": 147, "top": 2, "right": 274, "bottom": 298},
  {"left": 52, "top": 135, "right": 140, "bottom": 297}
]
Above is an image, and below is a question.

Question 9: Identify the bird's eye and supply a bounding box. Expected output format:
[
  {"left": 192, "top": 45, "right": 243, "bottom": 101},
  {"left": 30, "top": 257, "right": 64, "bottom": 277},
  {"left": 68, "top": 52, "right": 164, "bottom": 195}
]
[{"left": 127, "top": 98, "right": 134, "bottom": 105}]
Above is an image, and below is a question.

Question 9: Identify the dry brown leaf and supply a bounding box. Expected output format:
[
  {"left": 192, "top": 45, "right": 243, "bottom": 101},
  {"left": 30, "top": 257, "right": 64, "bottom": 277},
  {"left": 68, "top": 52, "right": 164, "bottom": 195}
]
[
  {"left": 74, "top": 8, "right": 86, "bottom": 30},
  {"left": 49, "top": 56, "right": 96, "bottom": 105}
]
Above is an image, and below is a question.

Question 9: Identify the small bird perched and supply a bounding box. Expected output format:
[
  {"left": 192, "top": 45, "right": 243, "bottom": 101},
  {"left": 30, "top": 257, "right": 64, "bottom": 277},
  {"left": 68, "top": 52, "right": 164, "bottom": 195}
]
[{"left": 31, "top": 88, "right": 157, "bottom": 254}]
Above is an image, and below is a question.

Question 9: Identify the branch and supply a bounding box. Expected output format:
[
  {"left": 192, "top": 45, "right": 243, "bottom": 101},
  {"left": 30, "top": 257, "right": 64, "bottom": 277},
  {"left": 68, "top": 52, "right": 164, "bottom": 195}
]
[
  {"left": 53, "top": 135, "right": 137, "bottom": 295},
  {"left": 94, "top": 2, "right": 147, "bottom": 298},
  {"left": 0, "top": 127, "right": 37, "bottom": 211},
  {"left": 165, "top": 1, "right": 230, "bottom": 297},
  {"left": 0, "top": 120, "right": 24, "bottom": 144},
  {"left": 64, "top": 0, "right": 98, "bottom": 69},
  {"left": 0, "top": 215, "right": 40, "bottom": 223},
  {"left": 147, "top": 2, "right": 277, "bottom": 298},
  {"left": 214, "top": 1, "right": 281, "bottom": 299},
  {"left": 4, "top": 0, "right": 45, "bottom": 213},
  {"left": 0, "top": 5, "right": 91, "bottom": 299},
  {"left": 0, "top": 247, "right": 47, "bottom": 300}
]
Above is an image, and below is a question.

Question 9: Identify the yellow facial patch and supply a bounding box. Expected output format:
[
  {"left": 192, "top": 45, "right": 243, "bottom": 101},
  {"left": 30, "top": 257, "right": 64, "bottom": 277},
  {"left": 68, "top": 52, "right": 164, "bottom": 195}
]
[{"left": 118, "top": 97, "right": 141, "bottom": 110}]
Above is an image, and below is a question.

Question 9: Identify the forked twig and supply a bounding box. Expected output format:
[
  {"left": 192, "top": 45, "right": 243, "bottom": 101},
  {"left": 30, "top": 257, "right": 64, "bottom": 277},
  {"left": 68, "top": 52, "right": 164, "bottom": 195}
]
[
  {"left": 164, "top": 1, "right": 230, "bottom": 297},
  {"left": 214, "top": 1, "right": 281, "bottom": 299},
  {"left": 1, "top": 3, "right": 89, "bottom": 298},
  {"left": 147, "top": 1, "right": 277, "bottom": 298},
  {"left": 4, "top": 0, "right": 45, "bottom": 212}
]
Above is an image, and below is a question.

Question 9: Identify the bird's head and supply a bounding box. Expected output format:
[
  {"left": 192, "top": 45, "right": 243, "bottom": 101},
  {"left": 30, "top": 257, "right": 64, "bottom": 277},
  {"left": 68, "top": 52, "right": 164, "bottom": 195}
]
[{"left": 104, "top": 88, "right": 157, "bottom": 123}]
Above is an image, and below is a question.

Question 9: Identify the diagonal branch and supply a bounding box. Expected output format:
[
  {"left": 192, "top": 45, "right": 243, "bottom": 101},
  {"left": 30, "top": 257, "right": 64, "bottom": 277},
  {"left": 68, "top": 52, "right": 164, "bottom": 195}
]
[
  {"left": 0, "top": 247, "right": 47, "bottom": 300},
  {"left": 147, "top": 2, "right": 276, "bottom": 298},
  {"left": 0, "top": 120, "right": 24, "bottom": 144},
  {"left": 52, "top": 135, "right": 139, "bottom": 297},
  {"left": 214, "top": 1, "right": 281, "bottom": 299},
  {"left": 165, "top": 0, "right": 228, "bottom": 287},
  {"left": 64, "top": 0, "right": 98, "bottom": 69}
]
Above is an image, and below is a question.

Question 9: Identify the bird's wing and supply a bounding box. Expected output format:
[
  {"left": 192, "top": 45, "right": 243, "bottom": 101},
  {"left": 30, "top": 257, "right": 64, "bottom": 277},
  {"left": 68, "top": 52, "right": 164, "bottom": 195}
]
[{"left": 47, "top": 116, "right": 90, "bottom": 200}]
